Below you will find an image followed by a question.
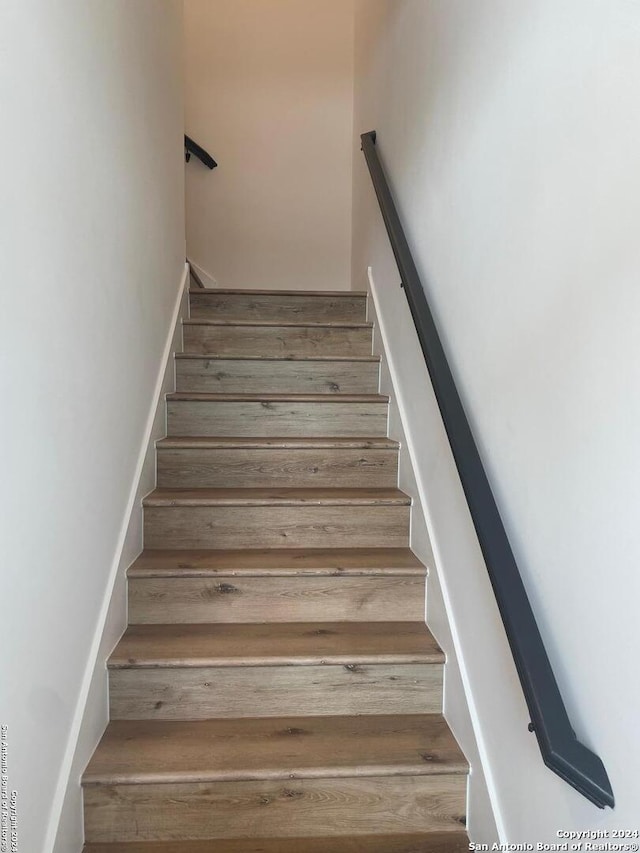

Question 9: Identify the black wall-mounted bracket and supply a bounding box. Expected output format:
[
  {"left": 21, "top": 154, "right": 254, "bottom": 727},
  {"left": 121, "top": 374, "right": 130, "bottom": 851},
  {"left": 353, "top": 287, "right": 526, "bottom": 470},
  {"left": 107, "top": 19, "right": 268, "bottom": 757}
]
[{"left": 184, "top": 135, "right": 217, "bottom": 169}]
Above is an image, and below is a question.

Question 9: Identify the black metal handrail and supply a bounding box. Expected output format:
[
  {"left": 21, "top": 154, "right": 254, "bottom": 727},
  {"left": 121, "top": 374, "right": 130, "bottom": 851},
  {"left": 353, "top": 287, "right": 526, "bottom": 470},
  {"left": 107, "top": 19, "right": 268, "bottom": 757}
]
[
  {"left": 184, "top": 135, "right": 217, "bottom": 169},
  {"left": 360, "top": 130, "right": 614, "bottom": 810}
]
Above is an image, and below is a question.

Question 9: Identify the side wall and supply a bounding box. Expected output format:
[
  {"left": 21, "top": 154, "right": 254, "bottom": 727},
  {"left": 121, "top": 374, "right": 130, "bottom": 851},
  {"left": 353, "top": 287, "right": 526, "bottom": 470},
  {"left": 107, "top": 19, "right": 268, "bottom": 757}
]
[
  {"left": 366, "top": 276, "right": 499, "bottom": 843},
  {"left": 0, "top": 3, "right": 185, "bottom": 850},
  {"left": 352, "top": 0, "right": 640, "bottom": 839},
  {"left": 184, "top": 0, "right": 355, "bottom": 291}
]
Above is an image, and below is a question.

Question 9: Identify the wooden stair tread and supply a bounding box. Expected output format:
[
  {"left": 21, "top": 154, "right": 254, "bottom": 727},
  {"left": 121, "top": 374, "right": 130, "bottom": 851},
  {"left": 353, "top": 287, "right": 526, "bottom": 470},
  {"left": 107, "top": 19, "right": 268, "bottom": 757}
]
[
  {"left": 176, "top": 353, "right": 380, "bottom": 362},
  {"left": 158, "top": 436, "right": 397, "bottom": 449},
  {"left": 167, "top": 392, "right": 387, "bottom": 402},
  {"left": 82, "top": 257, "right": 465, "bottom": 843},
  {"left": 188, "top": 288, "right": 368, "bottom": 297},
  {"left": 108, "top": 622, "right": 444, "bottom": 668},
  {"left": 128, "top": 548, "right": 426, "bottom": 578},
  {"left": 83, "top": 831, "right": 469, "bottom": 852},
  {"left": 183, "top": 319, "right": 373, "bottom": 328},
  {"left": 82, "top": 714, "right": 467, "bottom": 785},
  {"left": 143, "top": 487, "right": 410, "bottom": 507}
]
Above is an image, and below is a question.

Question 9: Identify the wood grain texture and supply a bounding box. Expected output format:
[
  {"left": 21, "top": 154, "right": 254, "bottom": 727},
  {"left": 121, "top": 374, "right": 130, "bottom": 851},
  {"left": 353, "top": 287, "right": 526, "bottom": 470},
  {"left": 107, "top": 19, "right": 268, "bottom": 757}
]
[
  {"left": 109, "top": 662, "right": 442, "bottom": 720},
  {"left": 182, "top": 322, "right": 373, "bottom": 358},
  {"left": 189, "top": 287, "right": 367, "bottom": 298},
  {"left": 128, "top": 548, "right": 426, "bottom": 578},
  {"left": 83, "top": 714, "right": 467, "bottom": 785},
  {"left": 143, "top": 488, "right": 411, "bottom": 507},
  {"left": 167, "top": 396, "right": 388, "bottom": 438},
  {"left": 128, "top": 575, "right": 425, "bottom": 624},
  {"left": 143, "top": 504, "right": 410, "bottom": 549},
  {"left": 109, "top": 622, "right": 443, "bottom": 668},
  {"left": 178, "top": 353, "right": 379, "bottom": 360},
  {"left": 188, "top": 290, "right": 367, "bottom": 323},
  {"left": 108, "top": 623, "right": 443, "bottom": 720},
  {"left": 185, "top": 319, "right": 372, "bottom": 328},
  {"left": 81, "top": 283, "right": 467, "bottom": 845},
  {"left": 168, "top": 392, "right": 386, "bottom": 402},
  {"left": 189, "top": 288, "right": 368, "bottom": 295},
  {"left": 84, "top": 775, "right": 467, "bottom": 842},
  {"left": 143, "top": 487, "right": 411, "bottom": 508},
  {"left": 83, "top": 831, "right": 470, "bottom": 853},
  {"left": 157, "top": 437, "right": 398, "bottom": 449},
  {"left": 156, "top": 441, "right": 398, "bottom": 489},
  {"left": 175, "top": 355, "right": 379, "bottom": 394}
]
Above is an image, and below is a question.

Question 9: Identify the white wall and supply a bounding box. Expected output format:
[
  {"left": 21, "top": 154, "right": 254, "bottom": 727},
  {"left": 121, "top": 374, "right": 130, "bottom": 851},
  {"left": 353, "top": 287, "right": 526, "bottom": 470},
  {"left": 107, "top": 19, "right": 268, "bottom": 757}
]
[
  {"left": 0, "top": 3, "right": 185, "bottom": 851},
  {"left": 184, "top": 0, "right": 354, "bottom": 291},
  {"left": 353, "top": 0, "right": 640, "bottom": 839},
  {"left": 366, "top": 277, "right": 499, "bottom": 844}
]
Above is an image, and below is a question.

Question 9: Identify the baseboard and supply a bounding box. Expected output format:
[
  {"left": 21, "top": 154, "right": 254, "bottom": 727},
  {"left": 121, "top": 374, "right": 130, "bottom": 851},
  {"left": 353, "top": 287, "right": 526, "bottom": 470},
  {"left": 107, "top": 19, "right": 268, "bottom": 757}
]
[
  {"left": 47, "top": 263, "right": 190, "bottom": 853},
  {"left": 188, "top": 258, "right": 217, "bottom": 288},
  {"left": 366, "top": 265, "right": 501, "bottom": 844}
]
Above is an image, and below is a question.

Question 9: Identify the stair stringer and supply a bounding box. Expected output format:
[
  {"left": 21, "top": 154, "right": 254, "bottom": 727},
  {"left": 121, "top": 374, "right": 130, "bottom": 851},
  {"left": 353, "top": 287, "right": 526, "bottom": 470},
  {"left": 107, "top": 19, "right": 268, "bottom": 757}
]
[
  {"left": 50, "top": 264, "right": 190, "bottom": 853},
  {"left": 366, "top": 265, "right": 501, "bottom": 845}
]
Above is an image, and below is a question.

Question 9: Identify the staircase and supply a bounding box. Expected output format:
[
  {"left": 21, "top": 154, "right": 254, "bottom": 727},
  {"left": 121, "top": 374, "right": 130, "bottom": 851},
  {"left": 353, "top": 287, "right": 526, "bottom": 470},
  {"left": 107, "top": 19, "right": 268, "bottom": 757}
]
[{"left": 81, "top": 288, "right": 469, "bottom": 852}]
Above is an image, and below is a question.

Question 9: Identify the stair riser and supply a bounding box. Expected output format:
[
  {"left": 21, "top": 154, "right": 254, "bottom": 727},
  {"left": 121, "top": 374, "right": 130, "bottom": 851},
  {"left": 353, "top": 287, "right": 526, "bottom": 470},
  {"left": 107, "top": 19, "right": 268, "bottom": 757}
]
[
  {"left": 143, "top": 505, "right": 409, "bottom": 550},
  {"left": 109, "top": 664, "right": 442, "bottom": 720},
  {"left": 156, "top": 448, "right": 398, "bottom": 488},
  {"left": 167, "top": 401, "right": 388, "bottom": 438},
  {"left": 189, "top": 293, "right": 367, "bottom": 323},
  {"left": 128, "top": 577, "right": 425, "bottom": 624},
  {"left": 83, "top": 834, "right": 470, "bottom": 853},
  {"left": 182, "top": 324, "right": 372, "bottom": 358},
  {"left": 175, "top": 358, "right": 379, "bottom": 394},
  {"left": 83, "top": 776, "right": 466, "bottom": 842}
]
